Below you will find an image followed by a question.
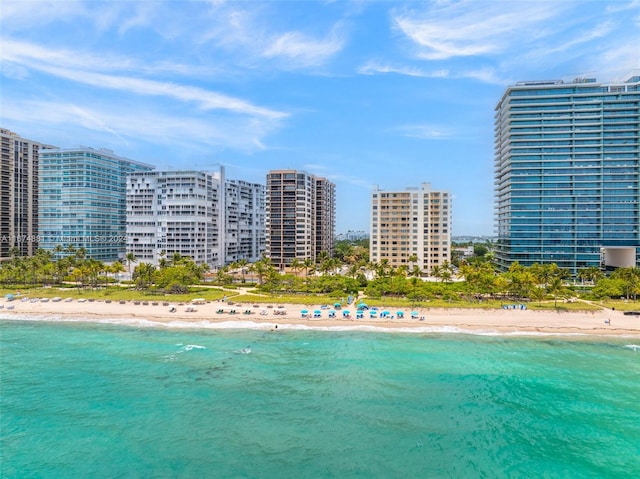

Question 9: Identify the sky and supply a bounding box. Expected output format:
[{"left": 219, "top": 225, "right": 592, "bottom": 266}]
[{"left": 2, "top": 0, "right": 639, "bottom": 236}]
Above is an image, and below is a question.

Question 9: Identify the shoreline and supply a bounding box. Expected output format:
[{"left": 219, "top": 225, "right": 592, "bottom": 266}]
[{"left": 1, "top": 297, "right": 639, "bottom": 337}]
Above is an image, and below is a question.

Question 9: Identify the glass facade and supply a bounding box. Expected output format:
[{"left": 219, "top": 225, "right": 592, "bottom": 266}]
[
  {"left": 494, "top": 76, "right": 640, "bottom": 274},
  {"left": 39, "top": 147, "right": 153, "bottom": 261}
]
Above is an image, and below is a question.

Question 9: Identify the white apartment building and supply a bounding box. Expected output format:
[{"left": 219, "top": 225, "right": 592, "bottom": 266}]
[
  {"left": 126, "top": 168, "right": 266, "bottom": 268},
  {"left": 370, "top": 183, "right": 451, "bottom": 274},
  {"left": 126, "top": 170, "right": 223, "bottom": 267},
  {"left": 224, "top": 179, "right": 265, "bottom": 264}
]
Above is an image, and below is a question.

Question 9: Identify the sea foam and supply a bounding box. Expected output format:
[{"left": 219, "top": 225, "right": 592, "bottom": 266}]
[{"left": 2, "top": 313, "right": 639, "bottom": 338}]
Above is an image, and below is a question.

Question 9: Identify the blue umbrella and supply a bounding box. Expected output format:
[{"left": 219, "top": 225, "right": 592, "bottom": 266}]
[{"left": 301, "top": 309, "right": 309, "bottom": 314}]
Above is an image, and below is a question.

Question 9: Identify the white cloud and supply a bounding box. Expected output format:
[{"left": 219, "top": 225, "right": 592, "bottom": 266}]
[
  {"left": 392, "top": 1, "right": 564, "bottom": 60},
  {"left": 1, "top": 99, "right": 278, "bottom": 153},
  {"left": 2, "top": 39, "right": 287, "bottom": 120},
  {"left": 0, "top": 0, "right": 86, "bottom": 28},
  {"left": 394, "top": 124, "right": 454, "bottom": 140},
  {"left": 117, "top": 2, "right": 156, "bottom": 35},
  {"left": 0, "top": 0, "right": 150, "bottom": 34},
  {"left": 596, "top": 44, "right": 640, "bottom": 82},
  {"left": 358, "top": 61, "right": 449, "bottom": 78},
  {"left": 1, "top": 39, "right": 222, "bottom": 77},
  {"left": 529, "top": 21, "right": 615, "bottom": 57},
  {"left": 606, "top": 0, "right": 640, "bottom": 13},
  {"left": 199, "top": 5, "right": 346, "bottom": 69},
  {"left": 262, "top": 30, "right": 345, "bottom": 67},
  {"left": 358, "top": 61, "right": 506, "bottom": 84}
]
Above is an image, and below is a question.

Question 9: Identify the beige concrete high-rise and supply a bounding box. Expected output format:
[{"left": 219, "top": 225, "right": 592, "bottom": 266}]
[
  {"left": 266, "top": 170, "right": 335, "bottom": 270},
  {"left": 370, "top": 183, "right": 451, "bottom": 274},
  {"left": 0, "top": 128, "right": 49, "bottom": 260}
]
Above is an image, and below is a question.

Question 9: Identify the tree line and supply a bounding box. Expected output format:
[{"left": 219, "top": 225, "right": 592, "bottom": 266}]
[{"left": 1, "top": 242, "right": 638, "bottom": 304}]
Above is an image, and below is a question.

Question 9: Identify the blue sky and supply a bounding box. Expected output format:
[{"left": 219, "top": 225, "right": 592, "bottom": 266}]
[{"left": 2, "top": 0, "right": 639, "bottom": 235}]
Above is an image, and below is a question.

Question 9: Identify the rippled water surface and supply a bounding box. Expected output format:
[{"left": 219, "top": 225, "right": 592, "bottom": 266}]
[{"left": 2, "top": 319, "right": 639, "bottom": 478}]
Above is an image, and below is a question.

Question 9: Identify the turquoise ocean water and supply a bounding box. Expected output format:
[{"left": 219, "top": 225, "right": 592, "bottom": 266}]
[{"left": 1, "top": 317, "right": 639, "bottom": 478}]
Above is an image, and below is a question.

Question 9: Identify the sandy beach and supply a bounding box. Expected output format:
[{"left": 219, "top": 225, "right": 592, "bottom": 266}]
[{"left": 2, "top": 296, "right": 639, "bottom": 336}]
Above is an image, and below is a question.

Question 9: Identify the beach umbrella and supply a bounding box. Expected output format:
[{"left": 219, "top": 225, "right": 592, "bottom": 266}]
[
  {"left": 396, "top": 311, "right": 404, "bottom": 316},
  {"left": 314, "top": 310, "right": 322, "bottom": 314},
  {"left": 329, "top": 309, "right": 336, "bottom": 314},
  {"left": 357, "top": 303, "right": 368, "bottom": 310},
  {"left": 334, "top": 302, "right": 341, "bottom": 308},
  {"left": 301, "top": 309, "right": 309, "bottom": 314},
  {"left": 411, "top": 311, "right": 418, "bottom": 317},
  {"left": 382, "top": 310, "right": 390, "bottom": 316}
]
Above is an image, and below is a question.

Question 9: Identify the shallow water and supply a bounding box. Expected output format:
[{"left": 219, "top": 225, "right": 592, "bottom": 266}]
[{"left": 1, "top": 319, "right": 639, "bottom": 478}]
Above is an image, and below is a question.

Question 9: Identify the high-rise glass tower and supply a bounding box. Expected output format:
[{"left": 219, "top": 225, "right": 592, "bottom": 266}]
[
  {"left": 494, "top": 74, "right": 640, "bottom": 274},
  {"left": 39, "top": 147, "right": 153, "bottom": 261}
]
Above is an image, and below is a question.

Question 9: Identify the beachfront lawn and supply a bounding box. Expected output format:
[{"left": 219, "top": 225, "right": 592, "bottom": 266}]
[
  {"left": 524, "top": 300, "right": 602, "bottom": 312},
  {"left": 598, "top": 299, "right": 640, "bottom": 311},
  {"left": 0, "top": 288, "right": 607, "bottom": 311},
  {"left": 0, "top": 286, "right": 228, "bottom": 303}
]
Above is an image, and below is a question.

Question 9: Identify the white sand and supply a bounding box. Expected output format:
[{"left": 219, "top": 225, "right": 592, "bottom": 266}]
[{"left": 2, "top": 296, "right": 639, "bottom": 336}]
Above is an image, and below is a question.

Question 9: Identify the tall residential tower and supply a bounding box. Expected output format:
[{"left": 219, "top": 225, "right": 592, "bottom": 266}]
[
  {"left": 126, "top": 170, "right": 223, "bottom": 267},
  {"left": 0, "top": 129, "right": 48, "bottom": 259},
  {"left": 265, "top": 170, "right": 335, "bottom": 269},
  {"left": 370, "top": 183, "right": 451, "bottom": 274},
  {"left": 126, "top": 168, "right": 265, "bottom": 268},
  {"left": 494, "top": 74, "right": 640, "bottom": 273},
  {"left": 224, "top": 179, "right": 266, "bottom": 264}
]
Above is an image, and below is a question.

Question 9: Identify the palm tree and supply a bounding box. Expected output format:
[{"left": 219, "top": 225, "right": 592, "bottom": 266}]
[
  {"left": 133, "top": 262, "right": 156, "bottom": 290},
  {"left": 302, "top": 258, "right": 314, "bottom": 278},
  {"left": 440, "top": 261, "right": 454, "bottom": 283},
  {"left": 236, "top": 259, "right": 248, "bottom": 283},
  {"left": 546, "top": 277, "right": 567, "bottom": 308},
  {"left": 611, "top": 267, "right": 640, "bottom": 301},
  {"left": 111, "top": 261, "right": 126, "bottom": 284},
  {"left": 377, "top": 259, "right": 391, "bottom": 278},
  {"left": 408, "top": 254, "right": 418, "bottom": 271},
  {"left": 430, "top": 264, "right": 441, "bottom": 281},
  {"left": 316, "top": 251, "right": 330, "bottom": 269},
  {"left": 290, "top": 258, "right": 302, "bottom": 277},
  {"left": 577, "top": 266, "right": 604, "bottom": 285},
  {"left": 170, "top": 252, "right": 183, "bottom": 266},
  {"left": 125, "top": 252, "right": 137, "bottom": 276},
  {"left": 250, "top": 257, "right": 272, "bottom": 285}
]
